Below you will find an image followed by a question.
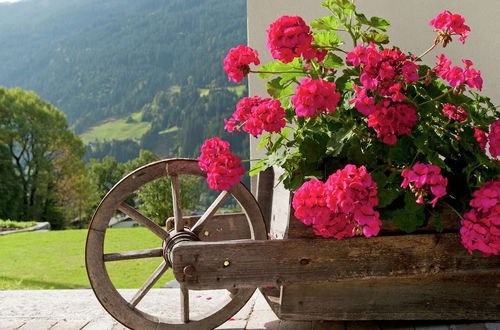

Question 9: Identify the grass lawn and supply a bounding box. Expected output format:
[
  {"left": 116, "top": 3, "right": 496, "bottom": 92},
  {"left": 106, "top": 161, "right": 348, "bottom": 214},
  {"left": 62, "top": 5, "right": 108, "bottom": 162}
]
[
  {"left": 0, "top": 228, "right": 173, "bottom": 290},
  {"left": 80, "top": 111, "right": 151, "bottom": 143}
]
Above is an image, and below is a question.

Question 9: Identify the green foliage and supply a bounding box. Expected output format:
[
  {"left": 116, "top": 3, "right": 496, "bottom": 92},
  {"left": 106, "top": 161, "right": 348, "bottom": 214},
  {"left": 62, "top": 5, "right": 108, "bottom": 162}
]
[
  {"left": 0, "top": 0, "right": 247, "bottom": 135},
  {"left": 0, "top": 87, "right": 92, "bottom": 228},
  {"left": 0, "top": 220, "right": 37, "bottom": 229},
  {"left": 0, "top": 228, "right": 172, "bottom": 289},
  {"left": 387, "top": 192, "right": 426, "bottom": 233}
]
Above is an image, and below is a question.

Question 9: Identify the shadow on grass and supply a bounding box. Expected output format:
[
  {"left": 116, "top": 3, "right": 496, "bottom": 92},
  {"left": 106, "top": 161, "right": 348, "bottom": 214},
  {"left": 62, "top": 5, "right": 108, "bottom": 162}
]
[{"left": 0, "top": 275, "right": 89, "bottom": 290}]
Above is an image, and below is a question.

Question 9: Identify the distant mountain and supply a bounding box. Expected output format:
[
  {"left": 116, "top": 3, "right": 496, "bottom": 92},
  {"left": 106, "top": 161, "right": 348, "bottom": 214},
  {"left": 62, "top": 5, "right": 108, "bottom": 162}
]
[{"left": 0, "top": 0, "right": 246, "bottom": 133}]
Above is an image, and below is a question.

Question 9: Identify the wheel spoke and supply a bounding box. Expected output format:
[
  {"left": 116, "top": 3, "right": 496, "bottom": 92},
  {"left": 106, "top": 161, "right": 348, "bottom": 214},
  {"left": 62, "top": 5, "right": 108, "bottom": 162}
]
[
  {"left": 118, "top": 203, "right": 168, "bottom": 240},
  {"left": 103, "top": 248, "right": 163, "bottom": 262},
  {"left": 171, "top": 175, "right": 184, "bottom": 232},
  {"left": 191, "top": 191, "right": 230, "bottom": 234},
  {"left": 130, "top": 261, "right": 169, "bottom": 307},
  {"left": 180, "top": 286, "right": 189, "bottom": 323}
]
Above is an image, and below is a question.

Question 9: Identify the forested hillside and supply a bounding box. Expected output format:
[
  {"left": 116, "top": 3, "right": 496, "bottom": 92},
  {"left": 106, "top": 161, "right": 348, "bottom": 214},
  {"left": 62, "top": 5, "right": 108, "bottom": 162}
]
[{"left": 0, "top": 0, "right": 248, "bottom": 154}]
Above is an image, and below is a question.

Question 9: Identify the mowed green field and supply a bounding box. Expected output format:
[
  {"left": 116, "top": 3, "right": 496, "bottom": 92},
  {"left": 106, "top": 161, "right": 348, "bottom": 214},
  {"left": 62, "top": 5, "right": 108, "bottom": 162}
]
[
  {"left": 80, "top": 111, "right": 151, "bottom": 143},
  {"left": 0, "top": 228, "right": 173, "bottom": 290}
]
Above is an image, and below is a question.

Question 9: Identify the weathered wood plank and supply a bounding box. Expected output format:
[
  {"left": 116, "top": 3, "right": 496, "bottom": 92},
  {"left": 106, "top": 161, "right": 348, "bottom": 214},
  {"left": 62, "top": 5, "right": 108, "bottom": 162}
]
[
  {"left": 171, "top": 233, "right": 499, "bottom": 290},
  {"left": 191, "top": 191, "right": 230, "bottom": 233},
  {"left": 103, "top": 248, "right": 163, "bottom": 262},
  {"left": 166, "top": 213, "right": 251, "bottom": 242},
  {"left": 256, "top": 167, "right": 275, "bottom": 232},
  {"left": 279, "top": 272, "right": 500, "bottom": 321}
]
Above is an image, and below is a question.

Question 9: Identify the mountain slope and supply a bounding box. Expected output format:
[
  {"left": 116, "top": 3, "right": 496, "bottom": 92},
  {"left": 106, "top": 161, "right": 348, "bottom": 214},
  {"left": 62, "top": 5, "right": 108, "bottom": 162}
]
[{"left": 0, "top": 0, "right": 246, "bottom": 133}]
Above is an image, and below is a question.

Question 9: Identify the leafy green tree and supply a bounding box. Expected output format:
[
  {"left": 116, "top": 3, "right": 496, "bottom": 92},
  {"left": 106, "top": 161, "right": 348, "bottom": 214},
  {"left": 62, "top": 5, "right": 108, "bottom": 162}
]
[
  {"left": 0, "top": 87, "right": 88, "bottom": 227},
  {"left": 125, "top": 150, "right": 198, "bottom": 225}
]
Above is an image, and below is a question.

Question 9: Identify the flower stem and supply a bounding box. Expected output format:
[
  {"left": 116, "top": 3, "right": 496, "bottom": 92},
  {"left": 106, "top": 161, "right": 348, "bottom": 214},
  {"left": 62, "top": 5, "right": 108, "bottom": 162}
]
[
  {"left": 418, "top": 89, "right": 452, "bottom": 106},
  {"left": 416, "top": 42, "right": 438, "bottom": 61},
  {"left": 440, "top": 200, "right": 464, "bottom": 221},
  {"left": 250, "top": 70, "right": 306, "bottom": 75}
]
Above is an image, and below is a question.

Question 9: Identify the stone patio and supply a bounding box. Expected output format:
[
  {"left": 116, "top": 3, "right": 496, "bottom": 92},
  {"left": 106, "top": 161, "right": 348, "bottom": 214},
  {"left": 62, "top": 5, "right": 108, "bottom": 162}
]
[{"left": 0, "top": 289, "right": 498, "bottom": 330}]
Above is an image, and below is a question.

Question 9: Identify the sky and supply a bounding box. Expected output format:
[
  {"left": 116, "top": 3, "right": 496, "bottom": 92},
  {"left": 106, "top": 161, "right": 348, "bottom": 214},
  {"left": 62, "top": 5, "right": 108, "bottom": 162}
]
[{"left": 0, "top": 0, "right": 23, "bottom": 2}]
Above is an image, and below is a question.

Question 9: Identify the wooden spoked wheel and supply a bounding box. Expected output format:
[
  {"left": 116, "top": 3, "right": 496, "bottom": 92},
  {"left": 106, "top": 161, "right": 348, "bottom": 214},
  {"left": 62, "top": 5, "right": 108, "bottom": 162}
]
[{"left": 86, "top": 158, "right": 267, "bottom": 330}]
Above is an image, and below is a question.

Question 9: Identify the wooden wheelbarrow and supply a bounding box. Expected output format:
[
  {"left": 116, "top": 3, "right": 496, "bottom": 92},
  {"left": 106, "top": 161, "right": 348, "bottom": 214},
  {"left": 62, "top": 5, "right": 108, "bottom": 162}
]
[{"left": 85, "top": 159, "right": 500, "bottom": 330}]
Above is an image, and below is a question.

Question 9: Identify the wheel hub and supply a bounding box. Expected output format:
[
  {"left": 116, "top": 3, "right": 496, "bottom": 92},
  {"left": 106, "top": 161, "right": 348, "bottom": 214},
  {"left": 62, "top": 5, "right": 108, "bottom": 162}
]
[{"left": 163, "top": 229, "right": 200, "bottom": 266}]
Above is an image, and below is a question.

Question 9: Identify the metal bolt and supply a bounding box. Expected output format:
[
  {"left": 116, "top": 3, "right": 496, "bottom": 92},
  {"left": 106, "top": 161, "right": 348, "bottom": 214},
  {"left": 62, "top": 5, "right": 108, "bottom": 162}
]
[{"left": 183, "top": 265, "right": 196, "bottom": 278}]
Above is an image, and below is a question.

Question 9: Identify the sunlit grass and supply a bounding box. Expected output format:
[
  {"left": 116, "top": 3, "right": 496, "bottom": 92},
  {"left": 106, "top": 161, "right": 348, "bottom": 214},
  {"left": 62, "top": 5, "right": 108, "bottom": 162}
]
[
  {"left": 0, "top": 228, "right": 173, "bottom": 290},
  {"left": 80, "top": 111, "right": 151, "bottom": 143}
]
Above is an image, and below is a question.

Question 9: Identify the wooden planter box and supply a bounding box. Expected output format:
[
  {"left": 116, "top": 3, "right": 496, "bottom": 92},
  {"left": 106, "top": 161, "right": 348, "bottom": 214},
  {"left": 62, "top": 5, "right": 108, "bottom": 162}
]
[{"left": 255, "top": 167, "right": 500, "bottom": 321}]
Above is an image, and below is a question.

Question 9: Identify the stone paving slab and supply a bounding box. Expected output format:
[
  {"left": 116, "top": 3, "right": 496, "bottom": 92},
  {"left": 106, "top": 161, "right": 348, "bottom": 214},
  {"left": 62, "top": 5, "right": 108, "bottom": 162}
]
[{"left": 1, "top": 289, "right": 498, "bottom": 330}]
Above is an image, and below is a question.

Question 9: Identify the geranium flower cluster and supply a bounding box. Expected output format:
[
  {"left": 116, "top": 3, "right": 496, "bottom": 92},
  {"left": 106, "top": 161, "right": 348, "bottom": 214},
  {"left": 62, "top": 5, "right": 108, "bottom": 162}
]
[
  {"left": 429, "top": 10, "right": 470, "bottom": 46},
  {"left": 346, "top": 44, "right": 419, "bottom": 145},
  {"left": 291, "top": 78, "right": 341, "bottom": 117},
  {"left": 442, "top": 103, "right": 467, "bottom": 122},
  {"left": 224, "top": 96, "right": 286, "bottom": 137},
  {"left": 367, "top": 100, "right": 418, "bottom": 145},
  {"left": 401, "top": 163, "right": 448, "bottom": 207},
  {"left": 292, "top": 165, "right": 381, "bottom": 239},
  {"left": 266, "top": 15, "right": 326, "bottom": 63},
  {"left": 488, "top": 119, "right": 500, "bottom": 159},
  {"left": 474, "top": 128, "right": 488, "bottom": 152},
  {"left": 434, "top": 55, "right": 483, "bottom": 90},
  {"left": 460, "top": 179, "right": 500, "bottom": 257},
  {"left": 346, "top": 44, "right": 419, "bottom": 109},
  {"left": 198, "top": 137, "right": 245, "bottom": 191},
  {"left": 223, "top": 45, "right": 260, "bottom": 83}
]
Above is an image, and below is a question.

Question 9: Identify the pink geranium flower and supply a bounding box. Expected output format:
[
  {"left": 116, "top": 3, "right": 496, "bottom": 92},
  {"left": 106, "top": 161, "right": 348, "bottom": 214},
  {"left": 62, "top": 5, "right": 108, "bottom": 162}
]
[
  {"left": 266, "top": 15, "right": 325, "bottom": 63},
  {"left": 198, "top": 138, "right": 245, "bottom": 191},
  {"left": 292, "top": 165, "right": 382, "bottom": 239},
  {"left": 367, "top": 100, "right": 418, "bottom": 145},
  {"left": 401, "top": 163, "right": 448, "bottom": 207},
  {"left": 224, "top": 96, "right": 286, "bottom": 137},
  {"left": 488, "top": 119, "right": 500, "bottom": 158},
  {"left": 223, "top": 45, "right": 260, "bottom": 83},
  {"left": 434, "top": 55, "right": 482, "bottom": 91},
  {"left": 292, "top": 180, "right": 332, "bottom": 226},
  {"left": 430, "top": 10, "right": 470, "bottom": 46},
  {"left": 474, "top": 128, "right": 488, "bottom": 152},
  {"left": 442, "top": 104, "right": 467, "bottom": 122},
  {"left": 460, "top": 179, "right": 500, "bottom": 257},
  {"left": 291, "top": 77, "right": 340, "bottom": 117}
]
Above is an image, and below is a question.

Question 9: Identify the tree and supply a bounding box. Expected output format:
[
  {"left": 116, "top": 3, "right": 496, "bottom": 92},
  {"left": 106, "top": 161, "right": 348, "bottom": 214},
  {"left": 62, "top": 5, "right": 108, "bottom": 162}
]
[
  {"left": 124, "top": 150, "right": 198, "bottom": 225},
  {"left": 0, "top": 87, "right": 88, "bottom": 227}
]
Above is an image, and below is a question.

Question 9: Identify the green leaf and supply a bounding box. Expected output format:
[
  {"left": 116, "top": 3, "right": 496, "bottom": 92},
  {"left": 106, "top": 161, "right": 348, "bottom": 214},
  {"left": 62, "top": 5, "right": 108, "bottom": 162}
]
[
  {"left": 326, "top": 121, "right": 355, "bottom": 156},
  {"left": 355, "top": 13, "right": 370, "bottom": 25},
  {"left": 249, "top": 159, "right": 267, "bottom": 176},
  {"left": 369, "top": 17, "right": 390, "bottom": 31},
  {"left": 361, "top": 31, "right": 389, "bottom": 44},
  {"left": 257, "top": 133, "right": 271, "bottom": 150},
  {"left": 312, "top": 31, "right": 342, "bottom": 47},
  {"left": 377, "top": 188, "right": 401, "bottom": 208},
  {"left": 388, "top": 135, "right": 415, "bottom": 163},
  {"left": 258, "top": 58, "right": 304, "bottom": 79},
  {"left": 321, "top": 0, "right": 356, "bottom": 15},
  {"left": 321, "top": 53, "right": 344, "bottom": 69},
  {"left": 266, "top": 78, "right": 295, "bottom": 100},
  {"left": 310, "top": 16, "right": 340, "bottom": 31},
  {"left": 281, "top": 127, "right": 292, "bottom": 139},
  {"left": 388, "top": 191, "right": 425, "bottom": 233}
]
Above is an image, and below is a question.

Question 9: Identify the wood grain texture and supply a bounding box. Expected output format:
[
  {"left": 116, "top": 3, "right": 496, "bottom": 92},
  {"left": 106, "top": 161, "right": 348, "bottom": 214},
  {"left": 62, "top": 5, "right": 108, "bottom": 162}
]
[
  {"left": 279, "top": 271, "right": 500, "bottom": 321},
  {"left": 103, "top": 248, "right": 163, "bottom": 262},
  {"left": 171, "top": 233, "right": 499, "bottom": 290},
  {"left": 166, "top": 213, "right": 252, "bottom": 242}
]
